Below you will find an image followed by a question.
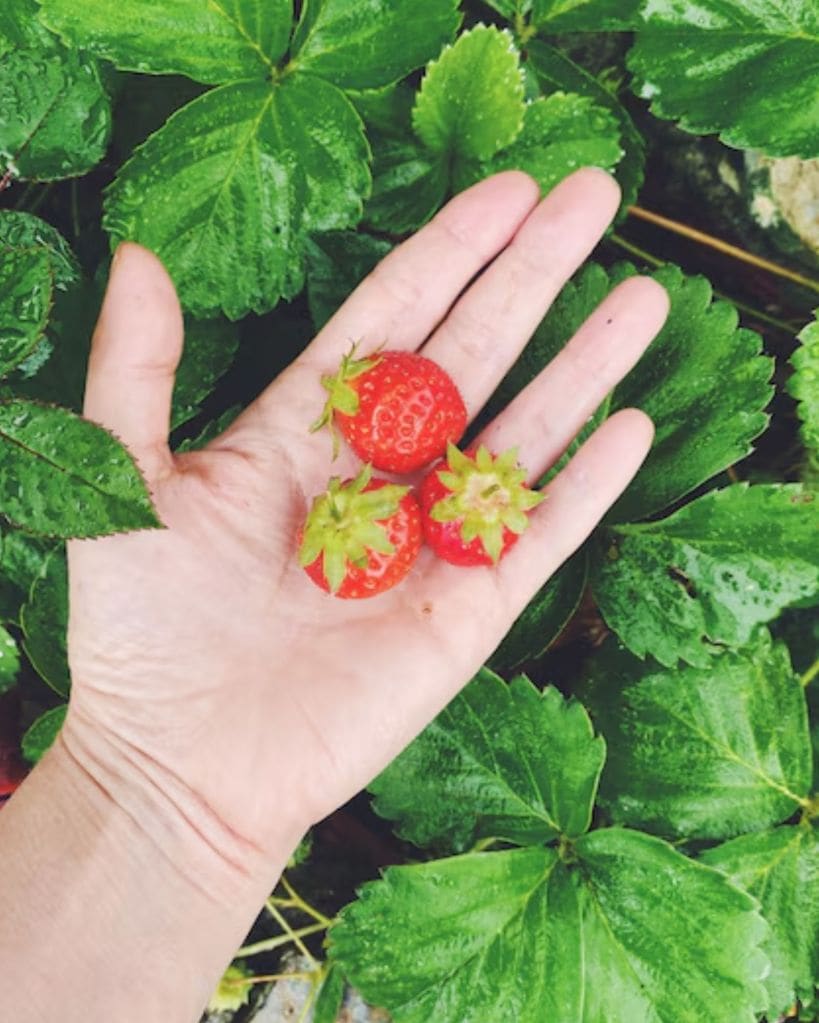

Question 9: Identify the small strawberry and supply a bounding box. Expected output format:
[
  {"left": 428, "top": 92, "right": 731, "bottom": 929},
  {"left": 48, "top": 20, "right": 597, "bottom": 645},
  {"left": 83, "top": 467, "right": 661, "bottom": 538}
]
[
  {"left": 299, "top": 464, "right": 422, "bottom": 598},
  {"left": 420, "top": 444, "right": 545, "bottom": 566},
  {"left": 311, "top": 344, "right": 467, "bottom": 474}
]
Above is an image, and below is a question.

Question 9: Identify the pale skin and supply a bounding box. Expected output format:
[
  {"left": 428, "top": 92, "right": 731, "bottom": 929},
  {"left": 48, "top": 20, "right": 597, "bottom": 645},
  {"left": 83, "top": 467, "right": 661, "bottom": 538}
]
[{"left": 0, "top": 168, "right": 669, "bottom": 1021}]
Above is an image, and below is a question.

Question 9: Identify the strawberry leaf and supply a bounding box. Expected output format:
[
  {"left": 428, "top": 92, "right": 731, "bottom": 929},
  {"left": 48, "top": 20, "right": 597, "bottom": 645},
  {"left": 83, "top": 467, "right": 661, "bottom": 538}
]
[
  {"left": 21, "top": 546, "right": 69, "bottom": 697},
  {"left": 789, "top": 313, "right": 819, "bottom": 469},
  {"left": 489, "top": 546, "right": 589, "bottom": 671},
  {"left": 490, "top": 263, "right": 774, "bottom": 522},
  {"left": 0, "top": 400, "right": 160, "bottom": 537},
  {"left": 313, "top": 963, "right": 345, "bottom": 1023},
  {"left": 171, "top": 318, "right": 240, "bottom": 430},
  {"left": 291, "top": 0, "right": 460, "bottom": 91},
  {"left": 0, "top": 248, "right": 53, "bottom": 379},
  {"left": 412, "top": 25, "right": 526, "bottom": 164},
  {"left": 370, "top": 670, "right": 605, "bottom": 852},
  {"left": 628, "top": 2, "right": 819, "bottom": 158},
  {"left": 594, "top": 484, "right": 819, "bottom": 668},
  {"left": 305, "top": 231, "right": 392, "bottom": 332},
  {"left": 0, "top": 35, "right": 111, "bottom": 181},
  {"left": 104, "top": 75, "right": 370, "bottom": 319},
  {"left": 0, "top": 625, "right": 20, "bottom": 694},
  {"left": 526, "top": 41, "right": 645, "bottom": 210},
  {"left": 38, "top": 0, "right": 293, "bottom": 84},
  {"left": 0, "top": 212, "right": 80, "bottom": 291},
  {"left": 21, "top": 703, "right": 66, "bottom": 763},
  {"left": 331, "top": 831, "right": 768, "bottom": 1023},
  {"left": 456, "top": 91, "right": 623, "bottom": 196},
  {"left": 702, "top": 824, "right": 819, "bottom": 1017},
  {"left": 532, "top": 0, "right": 642, "bottom": 31},
  {"left": 350, "top": 84, "right": 449, "bottom": 235},
  {"left": 580, "top": 630, "right": 812, "bottom": 840}
]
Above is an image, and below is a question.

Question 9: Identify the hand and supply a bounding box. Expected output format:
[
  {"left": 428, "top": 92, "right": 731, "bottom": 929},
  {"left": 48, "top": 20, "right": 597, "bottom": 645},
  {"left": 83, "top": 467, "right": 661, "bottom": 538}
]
[{"left": 63, "top": 168, "right": 669, "bottom": 885}]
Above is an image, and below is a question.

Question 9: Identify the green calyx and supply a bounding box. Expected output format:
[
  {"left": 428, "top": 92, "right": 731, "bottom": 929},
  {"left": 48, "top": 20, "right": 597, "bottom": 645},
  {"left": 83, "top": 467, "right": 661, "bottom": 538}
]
[
  {"left": 309, "top": 341, "right": 383, "bottom": 457},
  {"left": 430, "top": 443, "right": 545, "bottom": 563},
  {"left": 299, "top": 463, "right": 410, "bottom": 593}
]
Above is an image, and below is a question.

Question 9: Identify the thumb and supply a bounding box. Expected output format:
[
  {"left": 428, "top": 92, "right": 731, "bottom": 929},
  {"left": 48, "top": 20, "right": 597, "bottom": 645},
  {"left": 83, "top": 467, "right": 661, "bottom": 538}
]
[{"left": 84, "top": 242, "right": 184, "bottom": 482}]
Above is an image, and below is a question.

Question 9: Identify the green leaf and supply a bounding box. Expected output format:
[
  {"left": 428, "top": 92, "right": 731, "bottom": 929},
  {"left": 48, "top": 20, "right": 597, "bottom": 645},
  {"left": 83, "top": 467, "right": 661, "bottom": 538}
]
[
  {"left": 172, "top": 318, "right": 240, "bottom": 430},
  {"left": 0, "top": 624, "right": 20, "bottom": 693},
  {"left": 175, "top": 405, "right": 241, "bottom": 453},
  {"left": 0, "top": 212, "right": 80, "bottom": 290},
  {"left": 0, "top": 529, "right": 53, "bottom": 624},
  {"left": 526, "top": 41, "right": 645, "bottom": 210},
  {"left": 350, "top": 85, "right": 448, "bottom": 234},
  {"left": 305, "top": 230, "right": 392, "bottom": 332},
  {"left": 489, "top": 546, "right": 588, "bottom": 671},
  {"left": 0, "top": 41, "right": 111, "bottom": 181},
  {"left": 789, "top": 314, "right": 819, "bottom": 467},
  {"left": 331, "top": 832, "right": 768, "bottom": 1023},
  {"left": 610, "top": 263, "right": 774, "bottom": 520},
  {"left": 0, "top": 247, "right": 53, "bottom": 379},
  {"left": 21, "top": 703, "right": 66, "bottom": 763},
  {"left": 412, "top": 25, "right": 526, "bottom": 163},
  {"left": 371, "top": 670, "right": 605, "bottom": 851},
  {"left": 628, "top": 2, "right": 819, "bottom": 159},
  {"left": 702, "top": 824, "right": 819, "bottom": 1016},
  {"left": 0, "top": 400, "right": 160, "bottom": 537},
  {"left": 38, "top": 0, "right": 293, "bottom": 84},
  {"left": 292, "top": 0, "right": 460, "bottom": 90},
  {"left": 313, "top": 963, "right": 345, "bottom": 1023},
  {"left": 457, "top": 91, "right": 622, "bottom": 196},
  {"left": 594, "top": 484, "right": 819, "bottom": 668},
  {"left": 104, "top": 74, "right": 370, "bottom": 319},
  {"left": 532, "top": 0, "right": 642, "bottom": 31},
  {"left": 21, "top": 547, "right": 69, "bottom": 696},
  {"left": 580, "top": 630, "right": 812, "bottom": 840}
]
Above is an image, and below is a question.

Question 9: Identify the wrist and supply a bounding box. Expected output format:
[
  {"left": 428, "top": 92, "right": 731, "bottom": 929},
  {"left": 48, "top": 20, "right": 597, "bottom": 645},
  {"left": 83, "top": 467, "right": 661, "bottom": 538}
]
[
  {"left": 0, "top": 711, "right": 304, "bottom": 1022},
  {"left": 59, "top": 702, "right": 306, "bottom": 905}
]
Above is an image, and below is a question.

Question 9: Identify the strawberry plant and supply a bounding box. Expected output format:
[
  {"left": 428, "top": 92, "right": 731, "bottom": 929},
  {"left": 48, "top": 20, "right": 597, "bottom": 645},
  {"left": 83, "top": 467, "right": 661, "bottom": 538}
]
[{"left": 1, "top": 0, "right": 818, "bottom": 1020}]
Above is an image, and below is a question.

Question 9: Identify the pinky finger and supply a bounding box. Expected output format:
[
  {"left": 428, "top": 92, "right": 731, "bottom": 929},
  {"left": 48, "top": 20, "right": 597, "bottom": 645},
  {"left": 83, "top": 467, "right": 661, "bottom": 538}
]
[{"left": 496, "top": 408, "right": 654, "bottom": 605}]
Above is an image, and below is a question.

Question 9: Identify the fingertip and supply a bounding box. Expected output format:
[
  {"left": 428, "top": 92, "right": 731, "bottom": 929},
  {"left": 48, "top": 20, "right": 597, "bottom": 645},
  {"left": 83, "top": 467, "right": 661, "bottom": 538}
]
[
  {"left": 610, "top": 406, "right": 655, "bottom": 455},
  {"left": 564, "top": 166, "right": 622, "bottom": 215}
]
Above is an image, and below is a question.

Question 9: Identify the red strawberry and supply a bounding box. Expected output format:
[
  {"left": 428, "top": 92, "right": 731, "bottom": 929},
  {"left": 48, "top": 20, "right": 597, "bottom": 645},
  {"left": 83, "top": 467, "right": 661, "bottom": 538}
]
[
  {"left": 311, "top": 344, "right": 467, "bottom": 474},
  {"left": 299, "top": 464, "right": 422, "bottom": 598},
  {"left": 420, "top": 444, "right": 545, "bottom": 566}
]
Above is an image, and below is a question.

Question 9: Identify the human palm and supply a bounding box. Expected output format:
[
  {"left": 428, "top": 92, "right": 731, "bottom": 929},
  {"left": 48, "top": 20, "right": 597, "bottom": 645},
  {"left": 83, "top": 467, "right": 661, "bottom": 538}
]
[{"left": 64, "top": 169, "right": 669, "bottom": 864}]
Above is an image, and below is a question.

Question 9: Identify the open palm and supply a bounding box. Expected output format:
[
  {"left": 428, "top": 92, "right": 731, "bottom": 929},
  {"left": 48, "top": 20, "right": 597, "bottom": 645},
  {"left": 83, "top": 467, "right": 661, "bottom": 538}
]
[{"left": 64, "top": 169, "right": 669, "bottom": 865}]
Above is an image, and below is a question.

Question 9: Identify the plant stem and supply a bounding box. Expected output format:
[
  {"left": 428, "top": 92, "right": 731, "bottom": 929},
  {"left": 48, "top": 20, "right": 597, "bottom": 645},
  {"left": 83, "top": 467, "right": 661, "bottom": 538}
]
[
  {"left": 265, "top": 900, "right": 318, "bottom": 967},
  {"left": 236, "top": 921, "right": 326, "bottom": 958},
  {"left": 800, "top": 657, "right": 819, "bottom": 688},
  {"left": 224, "top": 971, "right": 314, "bottom": 988},
  {"left": 608, "top": 231, "right": 663, "bottom": 268},
  {"left": 627, "top": 205, "right": 819, "bottom": 296},
  {"left": 279, "top": 874, "right": 333, "bottom": 927}
]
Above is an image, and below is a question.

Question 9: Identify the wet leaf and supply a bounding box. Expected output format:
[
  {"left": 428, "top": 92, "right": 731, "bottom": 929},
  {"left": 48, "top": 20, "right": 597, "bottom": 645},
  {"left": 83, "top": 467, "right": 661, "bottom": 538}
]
[
  {"left": 702, "top": 824, "right": 819, "bottom": 1016},
  {"left": 292, "top": 0, "right": 460, "bottom": 90},
  {"left": 21, "top": 703, "right": 67, "bottom": 763},
  {"left": 594, "top": 484, "right": 819, "bottom": 667},
  {"left": 629, "top": 1, "right": 819, "bottom": 158},
  {"left": 172, "top": 318, "right": 240, "bottom": 430},
  {"left": 0, "top": 40, "right": 111, "bottom": 181},
  {"left": 489, "top": 546, "right": 588, "bottom": 671},
  {"left": 305, "top": 230, "right": 392, "bottom": 332},
  {"left": 21, "top": 547, "right": 69, "bottom": 696},
  {"left": 412, "top": 25, "right": 526, "bottom": 163},
  {"left": 580, "top": 630, "right": 812, "bottom": 840},
  {"left": 0, "top": 400, "right": 160, "bottom": 537},
  {"left": 0, "top": 212, "right": 80, "bottom": 291},
  {"left": 789, "top": 313, "right": 819, "bottom": 467},
  {"left": 350, "top": 85, "right": 448, "bottom": 235},
  {"left": 0, "top": 625, "right": 19, "bottom": 694},
  {"left": 104, "top": 74, "right": 370, "bottom": 319},
  {"left": 0, "top": 248, "right": 53, "bottom": 379},
  {"left": 39, "top": 0, "right": 293, "bottom": 84},
  {"left": 370, "top": 670, "right": 605, "bottom": 851},
  {"left": 457, "top": 91, "right": 623, "bottom": 196},
  {"left": 331, "top": 831, "right": 768, "bottom": 1023}
]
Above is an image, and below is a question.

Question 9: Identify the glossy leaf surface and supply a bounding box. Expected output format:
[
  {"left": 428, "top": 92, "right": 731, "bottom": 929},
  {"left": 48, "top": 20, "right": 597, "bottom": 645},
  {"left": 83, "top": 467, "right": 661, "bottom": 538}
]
[
  {"left": 580, "top": 631, "right": 812, "bottom": 839},
  {"left": 371, "top": 669, "right": 605, "bottom": 851}
]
